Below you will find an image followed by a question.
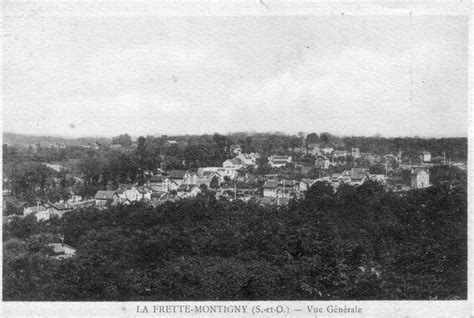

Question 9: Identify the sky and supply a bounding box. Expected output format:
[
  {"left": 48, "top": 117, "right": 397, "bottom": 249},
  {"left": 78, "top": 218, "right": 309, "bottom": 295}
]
[{"left": 3, "top": 15, "right": 468, "bottom": 138}]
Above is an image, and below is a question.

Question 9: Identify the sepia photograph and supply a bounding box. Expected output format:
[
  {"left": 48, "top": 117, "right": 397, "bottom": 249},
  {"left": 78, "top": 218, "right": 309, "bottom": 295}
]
[{"left": 1, "top": 0, "right": 471, "bottom": 316}]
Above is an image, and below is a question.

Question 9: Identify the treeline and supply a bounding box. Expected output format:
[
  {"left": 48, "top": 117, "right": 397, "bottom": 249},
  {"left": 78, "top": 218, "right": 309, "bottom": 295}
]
[
  {"left": 4, "top": 132, "right": 467, "bottom": 166},
  {"left": 3, "top": 180, "right": 467, "bottom": 300}
]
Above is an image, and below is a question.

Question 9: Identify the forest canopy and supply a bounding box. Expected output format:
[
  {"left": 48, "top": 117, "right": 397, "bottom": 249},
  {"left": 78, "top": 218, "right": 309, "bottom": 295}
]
[{"left": 3, "top": 180, "right": 466, "bottom": 301}]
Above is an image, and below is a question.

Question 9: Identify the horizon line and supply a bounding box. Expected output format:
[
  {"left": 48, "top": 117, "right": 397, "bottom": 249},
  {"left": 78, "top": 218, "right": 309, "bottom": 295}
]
[{"left": 2, "top": 131, "right": 468, "bottom": 141}]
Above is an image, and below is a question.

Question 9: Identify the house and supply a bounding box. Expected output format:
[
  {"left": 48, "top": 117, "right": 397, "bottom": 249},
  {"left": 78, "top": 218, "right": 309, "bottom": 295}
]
[
  {"left": 198, "top": 167, "right": 236, "bottom": 180},
  {"left": 322, "top": 147, "right": 334, "bottom": 155},
  {"left": 315, "top": 155, "right": 330, "bottom": 169},
  {"left": 83, "top": 142, "right": 100, "bottom": 150},
  {"left": 167, "top": 170, "right": 188, "bottom": 185},
  {"left": 351, "top": 148, "right": 361, "bottom": 159},
  {"left": 47, "top": 243, "right": 77, "bottom": 259},
  {"left": 339, "top": 168, "right": 368, "bottom": 185},
  {"left": 281, "top": 179, "right": 297, "bottom": 192},
  {"left": 223, "top": 158, "right": 244, "bottom": 170},
  {"left": 231, "top": 144, "right": 242, "bottom": 154},
  {"left": 23, "top": 205, "right": 50, "bottom": 221},
  {"left": 165, "top": 140, "right": 178, "bottom": 147},
  {"left": 351, "top": 168, "right": 368, "bottom": 175},
  {"left": 111, "top": 194, "right": 132, "bottom": 206},
  {"left": 262, "top": 180, "right": 282, "bottom": 198},
  {"left": 307, "top": 143, "right": 321, "bottom": 156},
  {"left": 136, "top": 186, "right": 153, "bottom": 200},
  {"left": 45, "top": 202, "right": 74, "bottom": 218},
  {"left": 350, "top": 173, "right": 368, "bottom": 185},
  {"left": 276, "top": 197, "right": 290, "bottom": 207},
  {"left": 236, "top": 153, "right": 258, "bottom": 166},
  {"left": 268, "top": 156, "right": 292, "bottom": 168},
  {"left": 150, "top": 191, "right": 166, "bottom": 201},
  {"left": 194, "top": 174, "right": 221, "bottom": 189},
  {"left": 177, "top": 184, "right": 201, "bottom": 198},
  {"left": 94, "top": 190, "right": 116, "bottom": 208},
  {"left": 411, "top": 168, "right": 430, "bottom": 189},
  {"left": 369, "top": 174, "right": 387, "bottom": 185},
  {"left": 183, "top": 171, "right": 200, "bottom": 185},
  {"left": 316, "top": 176, "right": 332, "bottom": 185},
  {"left": 299, "top": 179, "right": 316, "bottom": 192},
  {"left": 332, "top": 150, "right": 347, "bottom": 159},
  {"left": 419, "top": 151, "right": 431, "bottom": 163},
  {"left": 116, "top": 184, "right": 142, "bottom": 201},
  {"left": 349, "top": 168, "right": 369, "bottom": 184},
  {"left": 67, "top": 194, "right": 83, "bottom": 203},
  {"left": 330, "top": 174, "right": 342, "bottom": 184},
  {"left": 43, "top": 163, "right": 68, "bottom": 173},
  {"left": 69, "top": 200, "right": 96, "bottom": 210},
  {"left": 148, "top": 175, "right": 177, "bottom": 192}
]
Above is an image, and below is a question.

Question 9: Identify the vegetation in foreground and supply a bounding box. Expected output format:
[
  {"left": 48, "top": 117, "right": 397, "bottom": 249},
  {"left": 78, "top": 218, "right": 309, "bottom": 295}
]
[{"left": 3, "top": 180, "right": 466, "bottom": 301}]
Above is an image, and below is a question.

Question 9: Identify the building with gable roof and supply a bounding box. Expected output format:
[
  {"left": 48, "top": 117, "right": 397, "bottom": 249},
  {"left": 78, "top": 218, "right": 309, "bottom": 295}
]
[
  {"left": 94, "top": 190, "right": 116, "bottom": 207},
  {"left": 115, "top": 184, "right": 142, "bottom": 201},
  {"left": 315, "top": 155, "right": 330, "bottom": 169},
  {"left": 262, "top": 180, "right": 282, "bottom": 198},
  {"left": 411, "top": 168, "right": 430, "bottom": 189},
  {"left": 268, "top": 156, "right": 292, "bottom": 168},
  {"left": 47, "top": 243, "right": 77, "bottom": 259},
  {"left": 419, "top": 151, "right": 431, "bottom": 163},
  {"left": 223, "top": 158, "right": 245, "bottom": 170},
  {"left": 177, "top": 184, "right": 202, "bottom": 198}
]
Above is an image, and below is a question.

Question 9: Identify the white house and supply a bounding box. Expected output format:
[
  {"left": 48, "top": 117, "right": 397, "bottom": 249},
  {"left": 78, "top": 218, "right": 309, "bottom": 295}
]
[
  {"left": 268, "top": 156, "right": 292, "bottom": 168},
  {"left": 322, "top": 147, "right": 334, "bottom": 155},
  {"left": 183, "top": 171, "right": 200, "bottom": 185},
  {"left": 299, "top": 179, "right": 316, "bottom": 192},
  {"left": 198, "top": 167, "right": 236, "bottom": 180},
  {"left": 223, "top": 158, "right": 244, "bottom": 170},
  {"left": 23, "top": 204, "right": 50, "bottom": 221},
  {"left": 137, "top": 186, "right": 153, "bottom": 200},
  {"left": 332, "top": 150, "right": 347, "bottom": 159},
  {"left": 307, "top": 144, "right": 321, "bottom": 156},
  {"left": 116, "top": 184, "right": 142, "bottom": 201},
  {"left": 411, "top": 168, "right": 430, "bottom": 189},
  {"left": 315, "top": 155, "right": 330, "bottom": 169},
  {"left": 177, "top": 184, "right": 201, "bottom": 198},
  {"left": 149, "top": 175, "right": 177, "bottom": 193},
  {"left": 47, "top": 243, "right": 77, "bottom": 259},
  {"left": 419, "top": 151, "right": 431, "bottom": 163}
]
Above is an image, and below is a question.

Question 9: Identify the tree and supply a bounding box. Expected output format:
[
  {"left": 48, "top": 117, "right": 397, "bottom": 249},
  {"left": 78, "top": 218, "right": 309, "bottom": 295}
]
[
  {"left": 111, "top": 134, "right": 132, "bottom": 148},
  {"left": 209, "top": 176, "right": 220, "bottom": 189},
  {"left": 320, "top": 132, "right": 330, "bottom": 145},
  {"left": 306, "top": 133, "right": 319, "bottom": 145}
]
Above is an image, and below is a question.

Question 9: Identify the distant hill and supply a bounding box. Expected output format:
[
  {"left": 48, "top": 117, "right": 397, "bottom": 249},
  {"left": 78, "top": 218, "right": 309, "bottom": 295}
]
[{"left": 2, "top": 132, "right": 111, "bottom": 148}]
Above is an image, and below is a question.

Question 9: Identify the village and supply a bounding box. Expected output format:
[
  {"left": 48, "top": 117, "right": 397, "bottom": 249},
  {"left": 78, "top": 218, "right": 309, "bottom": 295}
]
[{"left": 5, "top": 137, "right": 460, "bottom": 223}]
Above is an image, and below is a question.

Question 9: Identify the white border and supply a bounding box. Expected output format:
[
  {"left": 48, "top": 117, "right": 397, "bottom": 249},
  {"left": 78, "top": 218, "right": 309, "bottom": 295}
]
[{"left": 1, "top": 1, "right": 472, "bottom": 317}]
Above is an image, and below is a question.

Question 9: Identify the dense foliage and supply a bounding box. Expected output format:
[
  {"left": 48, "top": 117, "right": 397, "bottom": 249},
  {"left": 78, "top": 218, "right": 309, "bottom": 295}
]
[{"left": 3, "top": 181, "right": 466, "bottom": 300}]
